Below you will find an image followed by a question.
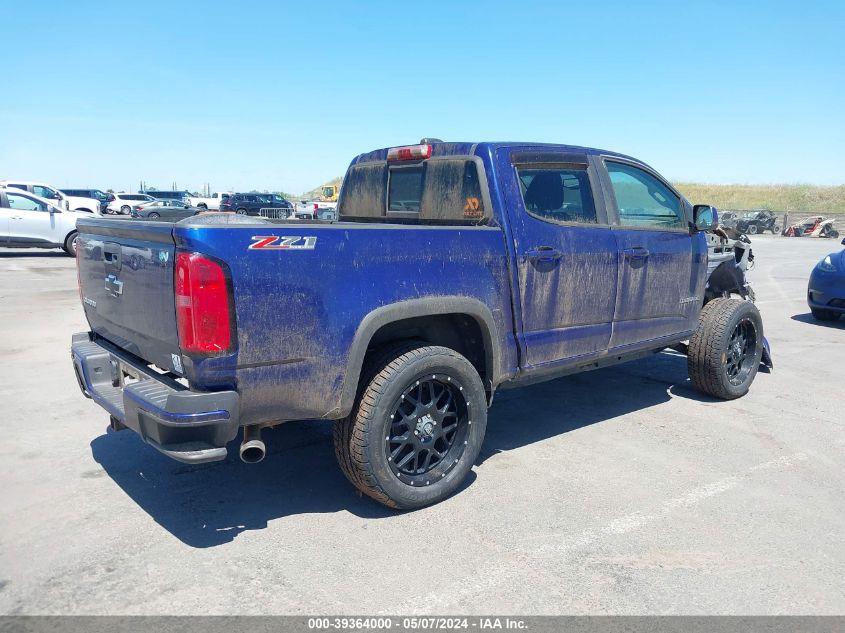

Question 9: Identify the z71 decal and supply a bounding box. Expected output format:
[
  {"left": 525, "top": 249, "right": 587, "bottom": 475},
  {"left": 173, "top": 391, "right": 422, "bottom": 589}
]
[{"left": 248, "top": 236, "right": 318, "bottom": 250}]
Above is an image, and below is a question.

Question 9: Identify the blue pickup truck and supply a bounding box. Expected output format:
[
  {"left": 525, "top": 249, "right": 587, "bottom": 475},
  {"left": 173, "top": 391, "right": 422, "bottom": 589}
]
[{"left": 72, "top": 141, "right": 768, "bottom": 509}]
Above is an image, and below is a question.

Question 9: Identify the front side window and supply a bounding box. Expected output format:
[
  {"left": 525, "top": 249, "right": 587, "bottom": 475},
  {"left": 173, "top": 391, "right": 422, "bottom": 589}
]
[
  {"left": 606, "top": 161, "right": 684, "bottom": 229},
  {"left": 32, "top": 185, "right": 59, "bottom": 200},
  {"left": 388, "top": 166, "right": 423, "bottom": 212},
  {"left": 517, "top": 167, "right": 597, "bottom": 224},
  {"left": 6, "top": 192, "right": 48, "bottom": 212}
]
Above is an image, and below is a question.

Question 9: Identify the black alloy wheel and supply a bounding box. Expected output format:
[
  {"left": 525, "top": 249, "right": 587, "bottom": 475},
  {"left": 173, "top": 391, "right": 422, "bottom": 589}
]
[
  {"left": 725, "top": 318, "right": 757, "bottom": 387},
  {"left": 386, "top": 374, "right": 469, "bottom": 484}
]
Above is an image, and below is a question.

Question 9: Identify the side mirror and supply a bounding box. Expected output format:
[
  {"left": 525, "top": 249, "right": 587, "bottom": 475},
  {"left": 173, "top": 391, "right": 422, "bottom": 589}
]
[
  {"left": 694, "top": 204, "right": 718, "bottom": 231},
  {"left": 841, "top": 237, "right": 845, "bottom": 246},
  {"left": 49, "top": 205, "right": 60, "bottom": 214}
]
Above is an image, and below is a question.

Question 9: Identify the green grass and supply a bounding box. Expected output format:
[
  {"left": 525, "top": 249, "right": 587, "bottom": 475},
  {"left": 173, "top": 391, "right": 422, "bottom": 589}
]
[
  {"left": 673, "top": 183, "right": 845, "bottom": 215},
  {"left": 299, "top": 179, "right": 845, "bottom": 217},
  {"left": 299, "top": 177, "right": 343, "bottom": 200}
]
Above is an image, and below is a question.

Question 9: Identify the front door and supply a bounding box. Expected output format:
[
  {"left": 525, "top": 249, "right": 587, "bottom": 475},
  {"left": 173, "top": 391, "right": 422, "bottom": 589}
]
[
  {"left": 5, "top": 190, "right": 62, "bottom": 246},
  {"left": 501, "top": 151, "right": 618, "bottom": 367},
  {"left": 601, "top": 159, "right": 703, "bottom": 350},
  {"left": 0, "top": 194, "right": 11, "bottom": 244}
]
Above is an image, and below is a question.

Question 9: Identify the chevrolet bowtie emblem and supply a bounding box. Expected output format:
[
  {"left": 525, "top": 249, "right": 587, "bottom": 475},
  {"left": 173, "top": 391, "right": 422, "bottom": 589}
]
[{"left": 105, "top": 274, "right": 124, "bottom": 297}]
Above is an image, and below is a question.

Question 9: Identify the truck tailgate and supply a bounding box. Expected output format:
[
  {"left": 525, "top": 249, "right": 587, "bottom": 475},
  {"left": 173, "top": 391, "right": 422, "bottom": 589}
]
[{"left": 76, "top": 219, "right": 181, "bottom": 373}]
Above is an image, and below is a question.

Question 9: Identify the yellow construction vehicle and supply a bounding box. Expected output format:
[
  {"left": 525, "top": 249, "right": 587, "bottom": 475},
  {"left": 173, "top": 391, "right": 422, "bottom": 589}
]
[{"left": 318, "top": 184, "right": 340, "bottom": 203}]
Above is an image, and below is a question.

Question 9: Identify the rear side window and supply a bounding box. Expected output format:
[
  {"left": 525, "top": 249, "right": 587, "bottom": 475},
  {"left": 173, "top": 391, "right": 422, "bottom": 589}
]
[
  {"left": 420, "top": 160, "right": 485, "bottom": 222},
  {"left": 338, "top": 163, "right": 388, "bottom": 219},
  {"left": 516, "top": 167, "right": 597, "bottom": 224},
  {"left": 6, "top": 192, "right": 48, "bottom": 211}
]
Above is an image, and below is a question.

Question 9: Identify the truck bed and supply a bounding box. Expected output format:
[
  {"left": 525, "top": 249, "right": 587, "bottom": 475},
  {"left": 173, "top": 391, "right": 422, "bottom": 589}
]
[{"left": 76, "top": 217, "right": 516, "bottom": 425}]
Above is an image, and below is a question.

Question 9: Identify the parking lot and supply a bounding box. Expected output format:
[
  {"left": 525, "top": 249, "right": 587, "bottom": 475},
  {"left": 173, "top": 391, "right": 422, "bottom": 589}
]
[{"left": 0, "top": 235, "right": 842, "bottom": 615}]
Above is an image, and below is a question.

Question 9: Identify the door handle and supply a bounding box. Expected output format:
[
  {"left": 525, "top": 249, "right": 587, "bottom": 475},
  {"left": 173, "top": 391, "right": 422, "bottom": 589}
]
[
  {"left": 524, "top": 246, "right": 563, "bottom": 265},
  {"left": 623, "top": 247, "right": 650, "bottom": 261}
]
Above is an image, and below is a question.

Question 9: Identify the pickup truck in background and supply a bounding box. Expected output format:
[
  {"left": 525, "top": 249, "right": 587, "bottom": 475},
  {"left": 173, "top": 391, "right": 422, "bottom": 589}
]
[
  {"left": 71, "top": 141, "right": 769, "bottom": 509},
  {"left": 187, "top": 191, "right": 234, "bottom": 210},
  {"left": 0, "top": 180, "right": 103, "bottom": 215}
]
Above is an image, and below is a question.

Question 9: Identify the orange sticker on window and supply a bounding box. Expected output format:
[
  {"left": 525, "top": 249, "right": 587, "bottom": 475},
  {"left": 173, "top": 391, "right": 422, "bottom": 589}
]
[{"left": 463, "top": 197, "right": 482, "bottom": 218}]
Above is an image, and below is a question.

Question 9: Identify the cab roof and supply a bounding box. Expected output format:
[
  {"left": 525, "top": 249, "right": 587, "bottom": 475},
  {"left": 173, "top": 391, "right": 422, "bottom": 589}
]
[{"left": 350, "top": 141, "right": 640, "bottom": 165}]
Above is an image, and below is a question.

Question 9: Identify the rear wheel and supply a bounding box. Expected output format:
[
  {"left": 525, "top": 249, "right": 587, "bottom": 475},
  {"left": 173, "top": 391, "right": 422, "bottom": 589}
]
[
  {"left": 197, "top": 203, "right": 207, "bottom": 210},
  {"left": 811, "top": 308, "right": 840, "bottom": 322},
  {"left": 236, "top": 208, "right": 247, "bottom": 215},
  {"left": 828, "top": 230, "right": 840, "bottom": 239},
  {"left": 334, "top": 344, "right": 487, "bottom": 509},
  {"left": 63, "top": 231, "right": 78, "bottom": 257},
  {"left": 747, "top": 224, "right": 758, "bottom": 235},
  {"left": 688, "top": 298, "right": 763, "bottom": 400},
  {"left": 120, "top": 205, "right": 130, "bottom": 214}
]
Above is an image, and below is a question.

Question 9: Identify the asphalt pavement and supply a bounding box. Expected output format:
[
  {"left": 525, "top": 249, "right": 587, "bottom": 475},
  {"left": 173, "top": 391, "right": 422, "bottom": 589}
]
[{"left": 0, "top": 235, "right": 842, "bottom": 615}]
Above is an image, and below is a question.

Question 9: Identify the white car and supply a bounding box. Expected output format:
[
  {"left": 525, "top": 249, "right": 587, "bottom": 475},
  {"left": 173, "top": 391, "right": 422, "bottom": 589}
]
[
  {"left": 107, "top": 192, "right": 155, "bottom": 214},
  {"left": 0, "top": 187, "right": 85, "bottom": 256},
  {"left": 0, "top": 180, "right": 102, "bottom": 215},
  {"left": 187, "top": 191, "right": 233, "bottom": 210}
]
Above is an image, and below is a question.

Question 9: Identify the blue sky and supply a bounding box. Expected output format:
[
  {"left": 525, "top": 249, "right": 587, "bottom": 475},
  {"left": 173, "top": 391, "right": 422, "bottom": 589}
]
[{"left": 2, "top": 0, "right": 843, "bottom": 194}]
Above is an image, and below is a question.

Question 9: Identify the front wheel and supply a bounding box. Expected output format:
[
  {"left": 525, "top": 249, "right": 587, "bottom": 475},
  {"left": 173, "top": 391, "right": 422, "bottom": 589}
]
[
  {"left": 747, "top": 224, "right": 758, "bottom": 235},
  {"left": 63, "top": 231, "right": 78, "bottom": 257},
  {"left": 148, "top": 212, "right": 160, "bottom": 219},
  {"left": 236, "top": 208, "right": 247, "bottom": 215},
  {"left": 772, "top": 225, "right": 781, "bottom": 234},
  {"left": 334, "top": 344, "right": 487, "bottom": 510},
  {"left": 688, "top": 298, "right": 764, "bottom": 400}
]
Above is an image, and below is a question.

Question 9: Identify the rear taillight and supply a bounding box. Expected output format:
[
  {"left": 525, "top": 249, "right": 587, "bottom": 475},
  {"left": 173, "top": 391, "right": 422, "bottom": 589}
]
[{"left": 175, "top": 253, "right": 233, "bottom": 354}]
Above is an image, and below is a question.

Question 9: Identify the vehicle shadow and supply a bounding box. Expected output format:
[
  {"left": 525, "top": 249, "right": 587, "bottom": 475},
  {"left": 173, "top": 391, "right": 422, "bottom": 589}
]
[
  {"left": 91, "top": 351, "right": 709, "bottom": 548},
  {"left": 478, "top": 351, "right": 714, "bottom": 463},
  {"left": 791, "top": 312, "right": 845, "bottom": 329}
]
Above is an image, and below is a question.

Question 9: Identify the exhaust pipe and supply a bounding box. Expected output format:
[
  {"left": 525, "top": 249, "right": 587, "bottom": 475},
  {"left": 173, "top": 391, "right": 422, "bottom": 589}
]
[{"left": 239, "top": 425, "right": 266, "bottom": 464}]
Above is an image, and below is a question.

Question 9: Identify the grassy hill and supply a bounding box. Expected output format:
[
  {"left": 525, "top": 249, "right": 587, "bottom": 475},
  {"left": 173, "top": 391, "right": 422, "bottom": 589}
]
[
  {"left": 299, "top": 177, "right": 343, "bottom": 201},
  {"left": 673, "top": 183, "right": 845, "bottom": 215},
  {"left": 298, "top": 179, "right": 845, "bottom": 216}
]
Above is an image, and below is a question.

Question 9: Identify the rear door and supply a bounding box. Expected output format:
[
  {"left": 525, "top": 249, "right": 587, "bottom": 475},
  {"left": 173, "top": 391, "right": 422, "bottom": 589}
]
[
  {"left": 500, "top": 150, "right": 618, "bottom": 367},
  {"left": 598, "top": 157, "right": 703, "bottom": 349}
]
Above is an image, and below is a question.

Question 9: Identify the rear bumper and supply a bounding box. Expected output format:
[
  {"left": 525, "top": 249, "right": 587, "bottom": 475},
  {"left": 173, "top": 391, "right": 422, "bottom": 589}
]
[{"left": 71, "top": 332, "right": 240, "bottom": 464}]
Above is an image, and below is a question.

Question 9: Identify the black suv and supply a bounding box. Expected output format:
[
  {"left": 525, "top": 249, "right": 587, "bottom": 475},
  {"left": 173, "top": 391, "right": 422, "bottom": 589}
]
[
  {"left": 142, "top": 190, "right": 193, "bottom": 203},
  {"left": 220, "top": 193, "right": 294, "bottom": 217},
  {"left": 61, "top": 188, "right": 109, "bottom": 213}
]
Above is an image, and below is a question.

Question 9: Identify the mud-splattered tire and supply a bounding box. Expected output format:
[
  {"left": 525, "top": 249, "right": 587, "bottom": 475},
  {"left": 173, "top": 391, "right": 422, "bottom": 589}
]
[
  {"left": 811, "top": 308, "right": 840, "bottom": 322},
  {"left": 688, "top": 298, "right": 763, "bottom": 400},
  {"left": 334, "top": 344, "right": 487, "bottom": 510}
]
